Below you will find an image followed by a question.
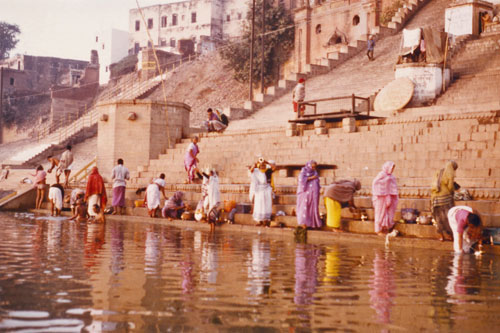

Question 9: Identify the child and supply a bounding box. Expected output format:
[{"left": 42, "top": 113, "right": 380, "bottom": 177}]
[
  {"left": 89, "top": 204, "right": 106, "bottom": 224},
  {"left": 69, "top": 199, "right": 88, "bottom": 222}
]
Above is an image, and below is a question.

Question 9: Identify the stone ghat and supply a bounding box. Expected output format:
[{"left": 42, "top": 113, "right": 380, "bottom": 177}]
[
  {"left": 124, "top": 110, "right": 500, "bottom": 228},
  {"left": 131, "top": 111, "right": 500, "bottom": 189}
]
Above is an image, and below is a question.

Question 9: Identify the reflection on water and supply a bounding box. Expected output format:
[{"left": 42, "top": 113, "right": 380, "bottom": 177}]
[{"left": 1, "top": 212, "right": 500, "bottom": 331}]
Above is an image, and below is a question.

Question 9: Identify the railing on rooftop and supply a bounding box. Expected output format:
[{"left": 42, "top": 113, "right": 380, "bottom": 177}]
[{"left": 296, "top": 94, "right": 371, "bottom": 120}]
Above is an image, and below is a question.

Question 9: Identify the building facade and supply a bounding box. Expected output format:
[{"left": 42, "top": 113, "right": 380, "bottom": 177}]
[
  {"left": 128, "top": 0, "right": 295, "bottom": 54},
  {"left": 293, "top": 0, "right": 391, "bottom": 73},
  {"left": 94, "top": 29, "right": 130, "bottom": 85}
]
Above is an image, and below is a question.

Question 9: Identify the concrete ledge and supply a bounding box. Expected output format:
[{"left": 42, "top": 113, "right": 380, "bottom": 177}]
[{"left": 28, "top": 208, "right": 500, "bottom": 255}]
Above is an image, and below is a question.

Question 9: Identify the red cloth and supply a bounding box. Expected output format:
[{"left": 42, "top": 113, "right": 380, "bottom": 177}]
[{"left": 85, "top": 167, "right": 107, "bottom": 207}]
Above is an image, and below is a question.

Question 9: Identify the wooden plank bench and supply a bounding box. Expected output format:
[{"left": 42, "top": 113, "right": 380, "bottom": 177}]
[{"left": 276, "top": 163, "right": 337, "bottom": 178}]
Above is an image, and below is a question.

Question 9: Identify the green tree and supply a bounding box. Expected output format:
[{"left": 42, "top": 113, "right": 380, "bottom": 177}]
[
  {"left": 0, "top": 22, "right": 21, "bottom": 60},
  {"left": 220, "top": 0, "right": 294, "bottom": 87}
]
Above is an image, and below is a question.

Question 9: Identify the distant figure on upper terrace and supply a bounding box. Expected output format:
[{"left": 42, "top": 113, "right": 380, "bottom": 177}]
[
  {"left": 292, "top": 78, "right": 306, "bottom": 118},
  {"left": 372, "top": 161, "right": 399, "bottom": 236},
  {"left": 431, "top": 161, "right": 459, "bottom": 242},
  {"left": 0, "top": 165, "right": 9, "bottom": 181},
  {"left": 204, "top": 108, "right": 227, "bottom": 133},
  {"left": 367, "top": 35, "right": 375, "bottom": 61}
]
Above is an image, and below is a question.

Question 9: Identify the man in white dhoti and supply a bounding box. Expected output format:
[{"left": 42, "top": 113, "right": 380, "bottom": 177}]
[
  {"left": 145, "top": 174, "right": 166, "bottom": 218},
  {"left": 48, "top": 183, "right": 64, "bottom": 216}
]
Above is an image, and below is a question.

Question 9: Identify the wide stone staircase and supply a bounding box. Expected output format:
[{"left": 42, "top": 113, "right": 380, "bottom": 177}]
[
  {"left": 4, "top": 72, "right": 163, "bottom": 167},
  {"left": 124, "top": 110, "right": 500, "bottom": 232},
  {"left": 436, "top": 32, "right": 500, "bottom": 108},
  {"left": 227, "top": 0, "right": 451, "bottom": 131},
  {"left": 225, "top": 0, "right": 432, "bottom": 121}
]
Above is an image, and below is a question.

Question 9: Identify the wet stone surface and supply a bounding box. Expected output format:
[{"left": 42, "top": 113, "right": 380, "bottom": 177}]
[{"left": 1, "top": 211, "right": 500, "bottom": 332}]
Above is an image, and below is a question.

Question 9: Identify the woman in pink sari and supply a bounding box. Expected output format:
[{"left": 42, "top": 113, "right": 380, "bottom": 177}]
[
  {"left": 372, "top": 161, "right": 398, "bottom": 235},
  {"left": 184, "top": 136, "right": 200, "bottom": 183}
]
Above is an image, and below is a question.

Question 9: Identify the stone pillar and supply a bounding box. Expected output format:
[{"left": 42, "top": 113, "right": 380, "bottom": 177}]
[
  {"left": 96, "top": 99, "right": 191, "bottom": 178},
  {"left": 342, "top": 117, "right": 356, "bottom": 133}
]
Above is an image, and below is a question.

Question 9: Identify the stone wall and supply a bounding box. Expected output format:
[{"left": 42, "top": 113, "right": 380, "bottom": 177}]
[{"left": 96, "top": 99, "right": 191, "bottom": 177}]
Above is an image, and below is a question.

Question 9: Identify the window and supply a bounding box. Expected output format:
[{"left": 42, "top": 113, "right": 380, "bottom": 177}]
[
  {"left": 238, "top": 13, "right": 242, "bottom": 20},
  {"left": 106, "top": 66, "right": 108, "bottom": 72},
  {"left": 95, "top": 36, "right": 98, "bottom": 42},
  {"left": 170, "top": 38, "right": 176, "bottom": 47},
  {"left": 147, "top": 41, "right": 152, "bottom": 48},
  {"left": 315, "top": 24, "right": 321, "bottom": 34},
  {"left": 161, "top": 16, "right": 167, "bottom": 28},
  {"left": 148, "top": 18, "right": 153, "bottom": 29},
  {"left": 352, "top": 15, "right": 360, "bottom": 26},
  {"left": 135, "top": 20, "right": 140, "bottom": 31},
  {"left": 191, "top": 12, "right": 197, "bottom": 23},
  {"left": 182, "top": 15, "right": 185, "bottom": 21},
  {"left": 172, "top": 14, "right": 178, "bottom": 26},
  {"left": 102, "top": 43, "right": 105, "bottom": 50},
  {"left": 226, "top": 14, "right": 230, "bottom": 22},
  {"left": 134, "top": 42, "right": 140, "bottom": 54},
  {"left": 160, "top": 38, "right": 167, "bottom": 46},
  {"left": 9, "top": 77, "right": 14, "bottom": 86}
]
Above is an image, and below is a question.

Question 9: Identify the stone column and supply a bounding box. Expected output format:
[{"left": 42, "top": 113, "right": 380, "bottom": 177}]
[{"left": 96, "top": 99, "right": 191, "bottom": 178}]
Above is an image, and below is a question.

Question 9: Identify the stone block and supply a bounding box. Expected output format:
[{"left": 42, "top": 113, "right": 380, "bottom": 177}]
[
  {"left": 286, "top": 129, "right": 298, "bottom": 137},
  {"left": 315, "top": 127, "right": 328, "bottom": 135},
  {"left": 342, "top": 117, "right": 356, "bottom": 133},
  {"left": 287, "top": 122, "right": 297, "bottom": 130},
  {"left": 314, "top": 120, "right": 326, "bottom": 128}
]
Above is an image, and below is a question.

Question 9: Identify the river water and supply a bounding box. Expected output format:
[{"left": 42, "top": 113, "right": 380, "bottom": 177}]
[{"left": 1, "top": 212, "right": 500, "bottom": 332}]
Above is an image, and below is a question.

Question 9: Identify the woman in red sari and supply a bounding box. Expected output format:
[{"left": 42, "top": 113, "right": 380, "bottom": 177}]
[{"left": 85, "top": 167, "right": 108, "bottom": 218}]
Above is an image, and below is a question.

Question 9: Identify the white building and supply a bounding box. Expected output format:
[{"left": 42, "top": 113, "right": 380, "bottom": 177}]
[
  {"left": 94, "top": 29, "right": 130, "bottom": 84},
  {"left": 128, "top": 0, "right": 249, "bottom": 54}
]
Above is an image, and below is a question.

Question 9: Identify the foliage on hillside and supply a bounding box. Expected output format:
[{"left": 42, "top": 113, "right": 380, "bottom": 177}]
[
  {"left": 0, "top": 21, "right": 20, "bottom": 60},
  {"left": 380, "top": 0, "right": 403, "bottom": 26},
  {"left": 219, "top": 0, "right": 294, "bottom": 87},
  {"left": 1, "top": 93, "right": 51, "bottom": 129}
]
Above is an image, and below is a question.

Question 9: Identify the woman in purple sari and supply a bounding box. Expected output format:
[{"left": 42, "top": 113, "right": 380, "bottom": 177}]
[
  {"left": 184, "top": 136, "right": 200, "bottom": 183},
  {"left": 296, "top": 160, "right": 322, "bottom": 229}
]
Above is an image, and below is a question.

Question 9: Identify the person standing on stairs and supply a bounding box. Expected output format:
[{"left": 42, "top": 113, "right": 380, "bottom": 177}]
[
  {"left": 372, "top": 161, "right": 398, "bottom": 235},
  {"left": 324, "top": 179, "right": 361, "bottom": 233},
  {"left": 111, "top": 158, "right": 130, "bottom": 215},
  {"left": 249, "top": 158, "right": 274, "bottom": 227},
  {"left": 292, "top": 78, "right": 306, "bottom": 118},
  {"left": 184, "top": 136, "right": 201, "bottom": 184},
  {"left": 431, "top": 161, "right": 458, "bottom": 242},
  {"left": 296, "top": 160, "right": 322, "bottom": 229},
  {"left": 59, "top": 145, "right": 74, "bottom": 188},
  {"left": 367, "top": 35, "right": 375, "bottom": 61}
]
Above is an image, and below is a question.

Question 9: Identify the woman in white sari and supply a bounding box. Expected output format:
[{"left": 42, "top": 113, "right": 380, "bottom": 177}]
[{"left": 249, "top": 159, "right": 273, "bottom": 226}]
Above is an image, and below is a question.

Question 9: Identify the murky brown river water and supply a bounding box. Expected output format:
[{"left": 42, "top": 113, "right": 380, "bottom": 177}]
[{"left": 1, "top": 212, "right": 500, "bottom": 332}]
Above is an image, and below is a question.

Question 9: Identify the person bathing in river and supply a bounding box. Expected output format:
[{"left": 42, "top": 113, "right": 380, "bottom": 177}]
[
  {"left": 324, "top": 179, "right": 361, "bottom": 233},
  {"left": 448, "top": 206, "right": 483, "bottom": 254},
  {"left": 372, "top": 161, "right": 398, "bottom": 235},
  {"left": 32, "top": 165, "right": 47, "bottom": 209},
  {"left": 48, "top": 182, "right": 64, "bottom": 216},
  {"left": 85, "top": 167, "right": 107, "bottom": 219},
  {"left": 69, "top": 198, "right": 88, "bottom": 222}
]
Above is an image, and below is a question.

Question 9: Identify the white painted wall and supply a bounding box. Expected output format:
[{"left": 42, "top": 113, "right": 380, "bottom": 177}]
[
  {"left": 395, "top": 64, "right": 451, "bottom": 105},
  {"left": 445, "top": 4, "right": 474, "bottom": 36},
  {"left": 95, "top": 29, "right": 129, "bottom": 85}
]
